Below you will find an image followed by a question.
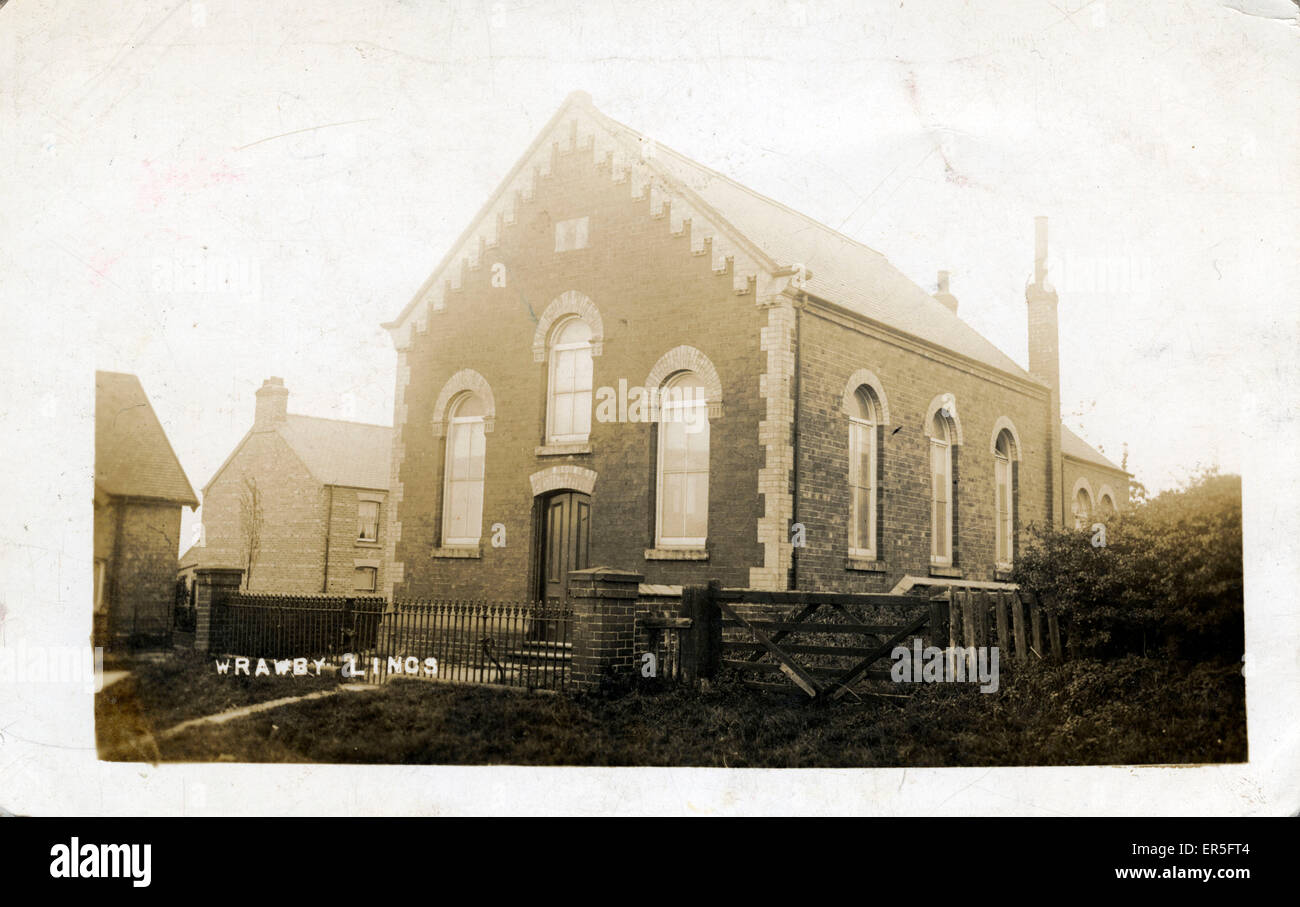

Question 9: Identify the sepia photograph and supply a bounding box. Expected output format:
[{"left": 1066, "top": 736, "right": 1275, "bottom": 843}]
[{"left": 2, "top": 0, "right": 1297, "bottom": 818}]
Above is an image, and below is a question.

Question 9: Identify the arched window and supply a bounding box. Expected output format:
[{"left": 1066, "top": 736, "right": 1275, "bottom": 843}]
[
  {"left": 993, "top": 430, "right": 1016, "bottom": 568},
  {"left": 1098, "top": 492, "right": 1117, "bottom": 520},
  {"left": 929, "top": 410, "right": 954, "bottom": 566},
  {"left": 443, "top": 392, "right": 486, "bottom": 546},
  {"left": 546, "top": 316, "right": 594, "bottom": 444},
  {"left": 848, "top": 387, "right": 881, "bottom": 558},
  {"left": 1074, "top": 486, "right": 1093, "bottom": 529},
  {"left": 656, "top": 371, "right": 709, "bottom": 548}
]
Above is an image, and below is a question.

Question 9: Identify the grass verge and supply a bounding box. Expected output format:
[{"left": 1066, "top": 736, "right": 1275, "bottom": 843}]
[
  {"left": 96, "top": 651, "right": 339, "bottom": 759},
  {"left": 133, "top": 655, "right": 1245, "bottom": 766}
]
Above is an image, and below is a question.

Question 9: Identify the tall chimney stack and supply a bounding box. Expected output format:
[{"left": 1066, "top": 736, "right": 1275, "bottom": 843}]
[
  {"left": 253, "top": 377, "right": 289, "bottom": 431},
  {"left": 1026, "top": 216, "right": 1063, "bottom": 525},
  {"left": 933, "top": 270, "right": 958, "bottom": 314}
]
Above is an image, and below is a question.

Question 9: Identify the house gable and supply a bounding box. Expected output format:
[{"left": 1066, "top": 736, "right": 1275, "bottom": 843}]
[
  {"left": 200, "top": 430, "right": 327, "bottom": 590},
  {"left": 385, "top": 110, "right": 786, "bottom": 599}
]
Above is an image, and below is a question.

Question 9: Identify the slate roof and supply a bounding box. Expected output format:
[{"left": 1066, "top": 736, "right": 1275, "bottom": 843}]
[
  {"left": 586, "top": 103, "right": 1035, "bottom": 381},
  {"left": 1061, "top": 425, "right": 1126, "bottom": 473},
  {"left": 388, "top": 93, "right": 1120, "bottom": 476},
  {"left": 276, "top": 415, "right": 392, "bottom": 490},
  {"left": 95, "top": 371, "right": 199, "bottom": 507}
]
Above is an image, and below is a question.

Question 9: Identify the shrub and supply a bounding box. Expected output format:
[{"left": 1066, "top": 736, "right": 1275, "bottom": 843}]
[{"left": 1013, "top": 469, "right": 1243, "bottom": 660}]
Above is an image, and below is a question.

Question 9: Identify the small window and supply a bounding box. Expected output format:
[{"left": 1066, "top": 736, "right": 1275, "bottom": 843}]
[
  {"left": 554, "top": 216, "right": 590, "bottom": 252},
  {"left": 1099, "top": 493, "right": 1117, "bottom": 520},
  {"left": 357, "top": 500, "right": 380, "bottom": 542},
  {"left": 354, "top": 566, "right": 377, "bottom": 593},
  {"left": 1074, "top": 487, "right": 1093, "bottom": 529}
]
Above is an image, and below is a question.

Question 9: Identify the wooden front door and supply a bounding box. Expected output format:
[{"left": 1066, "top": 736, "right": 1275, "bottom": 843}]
[{"left": 539, "top": 491, "right": 591, "bottom": 604}]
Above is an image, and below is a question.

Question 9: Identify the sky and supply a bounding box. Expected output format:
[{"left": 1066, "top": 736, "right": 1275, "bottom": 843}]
[{"left": 2, "top": 0, "right": 1296, "bottom": 567}]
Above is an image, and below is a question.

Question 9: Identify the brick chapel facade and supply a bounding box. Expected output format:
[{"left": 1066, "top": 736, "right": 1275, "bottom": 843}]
[{"left": 381, "top": 92, "right": 1128, "bottom": 603}]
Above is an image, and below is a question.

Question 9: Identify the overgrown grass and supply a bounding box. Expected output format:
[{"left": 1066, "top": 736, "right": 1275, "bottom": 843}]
[
  {"left": 96, "top": 652, "right": 338, "bottom": 758},
  {"left": 140, "top": 655, "right": 1246, "bottom": 766}
]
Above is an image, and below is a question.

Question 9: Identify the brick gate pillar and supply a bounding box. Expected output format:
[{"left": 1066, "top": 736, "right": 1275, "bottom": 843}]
[
  {"left": 194, "top": 568, "right": 244, "bottom": 654},
  {"left": 568, "top": 567, "right": 642, "bottom": 692}
]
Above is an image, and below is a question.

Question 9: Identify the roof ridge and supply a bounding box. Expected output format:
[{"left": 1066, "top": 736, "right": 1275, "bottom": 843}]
[
  {"left": 284, "top": 412, "right": 393, "bottom": 430},
  {"left": 96, "top": 371, "right": 199, "bottom": 508}
]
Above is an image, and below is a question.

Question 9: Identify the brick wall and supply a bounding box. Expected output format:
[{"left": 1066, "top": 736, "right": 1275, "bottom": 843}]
[
  {"left": 794, "top": 304, "right": 1054, "bottom": 591},
  {"left": 97, "top": 499, "right": 183, "bottom": 644},
  {"left": 201, "top": 431, "right": 329, "bottom": 593},
  {"left": 323, "top": 485, "right": 387, "bottom": 593},
  {"left": 392, "top": 137, "right": 768, "bottom": 600},
  {"left": 1063, "top": 458, "right": 1129, "bottom": 522}
]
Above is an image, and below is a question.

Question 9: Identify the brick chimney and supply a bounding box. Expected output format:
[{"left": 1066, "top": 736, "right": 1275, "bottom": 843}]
[
  {"left": 934, "top": 270, "right": 958, "bottom": 314},
  {"left": 1025, "top": 216, "right": 1064, "bottom": 525},
  {"left": 253, "top": 377, "right": 289, "bottom": 431}
]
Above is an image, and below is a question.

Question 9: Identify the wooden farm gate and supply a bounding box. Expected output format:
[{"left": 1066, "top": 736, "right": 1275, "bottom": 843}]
[
  {"left": 703, "top": 585, "right": 1063, "bottom": 700},
  {"left": 714, "top": 588, "right": 933, "bottom": 701}
]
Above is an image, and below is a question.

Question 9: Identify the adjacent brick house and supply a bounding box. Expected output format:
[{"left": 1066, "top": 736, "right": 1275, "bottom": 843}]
[
  {"left": 188, "top": 378, "right": 392, "bottom": 595},
  {"left": 381, "top": 92, "right": 1128, "bottom": 603},
  {"left": 94, "top": 371, "right": 200, "bottom": 648}
]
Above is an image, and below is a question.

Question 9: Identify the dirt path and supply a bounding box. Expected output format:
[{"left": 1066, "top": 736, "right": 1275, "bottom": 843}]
[{"left": 102, "top": 684, "right": 381, "bottom": 760}]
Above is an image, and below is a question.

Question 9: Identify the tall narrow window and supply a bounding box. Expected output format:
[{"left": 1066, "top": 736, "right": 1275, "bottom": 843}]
[
  {"left": 1074, "top": 487, "right": 1093, "bottom": 529},
  {"left": 994, "top": 431, "right": 1015, "bottom": 568},
  {"left": 443, "top": 393, "right": 486, "bottom": 546},
  {"left": 656, "top": 372, "right": 709, "bottom": 547},
  {"left": 547, "top": 317, "right": 594, "bottom": 444},
  {"left": 930, "top": 412, "right": 953, "bottom": 566},
  {"left": 848, "top": 388, "right": 878, "bottom": 558},
  {"left": 357, "top": 500, "right": 380, "bottom": 542},
  {"left": 1098, "top": 493, "right": 1117, "bottom": 520}
]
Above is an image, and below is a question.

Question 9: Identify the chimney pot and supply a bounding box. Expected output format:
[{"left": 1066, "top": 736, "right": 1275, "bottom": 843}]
[
  {"left": 933, "top": 270, "right": 958, "bottom": 314},
  {"left": 1034, "top": 215, "right": 1049, "bottom": 285},
  {"left": 253, "top": 377, "right": 289, "bottom": 431}
]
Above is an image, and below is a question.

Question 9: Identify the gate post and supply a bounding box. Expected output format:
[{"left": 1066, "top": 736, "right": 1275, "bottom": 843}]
[
  {"left": 680, "top": 582, "right": 722, "bottom": 685},
  {"left": 568, "top": 567, "right": 643, "bottom": 692},
  {"left": 194, "top": 568, "right": 243, "bottom": 654},
  {"left": 928, "top": 591, "right": 950, "bottom": 649}
]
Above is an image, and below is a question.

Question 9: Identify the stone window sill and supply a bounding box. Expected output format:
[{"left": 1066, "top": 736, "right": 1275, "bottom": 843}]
[
  {"left": 929, "top": 564, "right": 963, "bottom": 578},
  {"left": 845, "top": 557, "right": 887, "bottom": 573},
  {"left": 994, "top": 567, "right": 1014, "bottom": 582},
  {"left": 354, "top": 539, "right": 382, "bottom": 549},
  {"left": 432, "top": 546, "right": 481, "bottom": 559},
  {"left": 644, "top": 547, "right": 709, "bottom": 561},
  {"left": 535, "top": 442, "right": 592, "bottom": 457}
]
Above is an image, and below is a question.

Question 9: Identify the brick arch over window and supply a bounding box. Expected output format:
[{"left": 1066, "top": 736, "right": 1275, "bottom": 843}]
[
  {"left": 431, "top": 369, "right": 496, "bottom": 438},
  {"left": 924, "top": 393, "right": 963, "bottom": 444},
  {"left": 532, "top": 290, "right": 605, "bottom": 362},
  {"left": 989, "top": 416, "right": 1022, "bottom": 459},
  {"left": 529, "top": 465, "right": 597, "bottom": 497},
  {"left": 645, "top": 345, "right": 724, "bottom": 419},
  {"left": 1072, "top": 475, "right": 1095, "bottom": 502},
  {"left": 840, "top": 369, "right": 891, "bottom": 425},
  {"left": 1097, "top": 484, "right": 1118, "bottom": 513}
]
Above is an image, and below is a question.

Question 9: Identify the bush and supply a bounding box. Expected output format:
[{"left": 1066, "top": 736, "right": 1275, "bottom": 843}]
[{"left": 1013, "top": 469, "right": 1243, "bottom": 660}]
